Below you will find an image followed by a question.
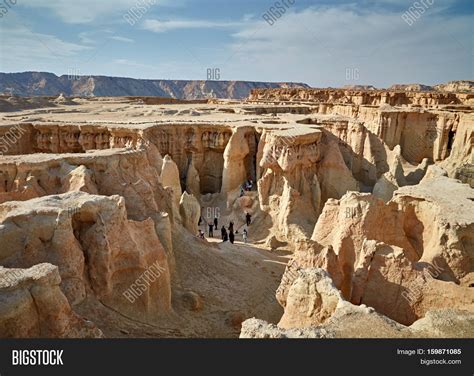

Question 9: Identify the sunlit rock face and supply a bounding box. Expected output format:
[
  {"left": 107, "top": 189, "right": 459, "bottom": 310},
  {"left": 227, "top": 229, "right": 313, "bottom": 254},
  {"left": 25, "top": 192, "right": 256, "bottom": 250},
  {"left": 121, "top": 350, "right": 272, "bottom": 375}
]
[
  {"left": 0, "top": 192, "right": 172, "bottom": 325},
  {"left": 276, "top": 176, "right": 474, "bottom": 326},
  {"left": 0, "top": 263, "right": 103, "bottom": 338},
  {"left": 257, "top": 128, "right": 324, "bottom": 244}
]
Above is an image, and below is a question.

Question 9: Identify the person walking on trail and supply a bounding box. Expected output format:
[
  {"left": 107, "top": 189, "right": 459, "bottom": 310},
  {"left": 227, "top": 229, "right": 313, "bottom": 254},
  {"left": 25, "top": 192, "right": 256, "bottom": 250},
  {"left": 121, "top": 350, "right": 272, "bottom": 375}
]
[
  {"left": 245, "top": 212, "right": 252, "bottom": 226},
  {"left": 229, "top": 229, "right": 235, "bottom": 244},
  {"left": 221, "top": 226, "right": 228, "bottom": 242},
  {"left": 214, "top": 216, "right": 218, "bottom": 230},
  {"left": 208, "top": 222, "right": 214, "bottom": 237},
  {"left": 221, "top": 225, "right": 226, "bottom": 240},
  {"left": 228, "top": 221, "right": 234, "bottom": 234},
  {"left": 242, "top": 229, "right": 248, "bottom": 244}
]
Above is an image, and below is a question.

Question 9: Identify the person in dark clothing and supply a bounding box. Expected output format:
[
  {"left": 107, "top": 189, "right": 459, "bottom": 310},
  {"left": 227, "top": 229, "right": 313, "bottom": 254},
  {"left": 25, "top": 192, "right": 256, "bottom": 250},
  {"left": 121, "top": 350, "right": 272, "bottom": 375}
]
[
  {"left": 228, "top": 221, "right": 234, "bottom": 233},
  {"left": 221, "top": 226, "right": 228, "bottom": 242},
  {"left": 198, "top": 207, "right": 203, "bottom": 226},
  {"left": 245, "top": 212, "right": 252, "bottom": 226},
  {"left": 208, "top": 222, "right": 214, "bottom": 237},
  {"left": 229, "top": 230, "right": 234, "bottom": 244},
  {"left": 214, "top": 216, "right": 218, "bottom": 230}
]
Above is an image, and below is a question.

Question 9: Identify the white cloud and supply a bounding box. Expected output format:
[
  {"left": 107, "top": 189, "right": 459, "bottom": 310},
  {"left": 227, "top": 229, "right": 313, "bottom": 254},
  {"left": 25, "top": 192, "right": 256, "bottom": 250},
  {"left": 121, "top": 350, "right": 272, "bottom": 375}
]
[
  {"left": 18, "top": 0, "right": 171, "bottom": 24},
  {"left": 142, "top": 19, "right": 243, "bottom": 33},
  {"left": 77, "top": 30, "right": 132, "bottom": 45},
  {"left": 113, "top": 59, "right": 154, "bottom": 68},
  {"left": 110, "top": 36, "right": 135, "bottom": 43},
  {"left": 2, "top": 1, "right": 469, "bottom": 86},
  {"left": 375, "top": 0, "right": 456, "bottom": 6},
  {"left": 0, "top": 24, "right": 90, "bottom": 62},
  {"left": 78, "top": 32, "right": 96, "bottom": 45},
  {"left": 222, "top": 6, "right": 472, "bottom": 87}
]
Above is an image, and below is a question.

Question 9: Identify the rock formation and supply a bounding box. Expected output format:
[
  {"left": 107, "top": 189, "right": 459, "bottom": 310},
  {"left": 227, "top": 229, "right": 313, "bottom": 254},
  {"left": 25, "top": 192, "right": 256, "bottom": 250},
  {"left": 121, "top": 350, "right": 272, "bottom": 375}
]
[
  {"left": 221, "top": 127, "right": 250, "bottom": 194},
  {"left": 0, "top": 263, "right": 102, "bottom": 338},
  {"left": 0, "top": 192, "right": 172, "bottom": 325},
  {"left": 179, "top": 191, "right": 201, "bottom": 235},
  {"left": 241, "top": 268, "right": 473, "bottom": 338},
  {"left": 434, "top": 80, "right": 474, "bottom": 93},
  {"left": 0, "top": 86, "right": 472, "bottom": 338},
  {"left": 257, "top": 127, "right": 323, "bottom": 244},
  {"left": 0, "top": 72, "right": 309, "bottom": 99}
]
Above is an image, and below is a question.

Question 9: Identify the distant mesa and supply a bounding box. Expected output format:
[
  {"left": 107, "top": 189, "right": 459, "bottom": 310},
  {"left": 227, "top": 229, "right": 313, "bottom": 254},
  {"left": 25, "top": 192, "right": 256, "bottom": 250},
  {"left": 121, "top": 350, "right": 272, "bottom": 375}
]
[
  {"left": 389, "top": 81, "right": 474, "bottom": 93},
  {"left": 0, "top": 71, "right": 309, "bottom": 100},
  {"left": 388, "top": 83, "right": 435, "bottom": 92},
  {"left": 342, "top": 85, "right": 377, "bottom": 91},
  {"left": 1, "top": 72, "right": 472, "bottom": 99},
  {"left": 434, "top": 80, "right": 474, "bottom": 93}
]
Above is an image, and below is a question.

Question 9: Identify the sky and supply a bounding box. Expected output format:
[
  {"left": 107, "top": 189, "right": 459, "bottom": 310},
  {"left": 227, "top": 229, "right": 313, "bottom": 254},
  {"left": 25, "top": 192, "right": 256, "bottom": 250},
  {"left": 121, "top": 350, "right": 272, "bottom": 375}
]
[{"left": 0, "top": 0, "right": 472, "bottom": 87}]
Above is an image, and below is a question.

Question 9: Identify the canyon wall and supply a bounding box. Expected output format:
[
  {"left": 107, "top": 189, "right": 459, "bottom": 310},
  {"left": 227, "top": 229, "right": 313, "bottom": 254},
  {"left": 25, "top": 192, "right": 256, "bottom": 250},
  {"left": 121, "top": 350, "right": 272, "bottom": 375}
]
[
  {"left": 0, "top": 192, "right": 172, "bottom": 325},
  {"left": 0, "top": 90, "right": 472, "bottom": 338}
]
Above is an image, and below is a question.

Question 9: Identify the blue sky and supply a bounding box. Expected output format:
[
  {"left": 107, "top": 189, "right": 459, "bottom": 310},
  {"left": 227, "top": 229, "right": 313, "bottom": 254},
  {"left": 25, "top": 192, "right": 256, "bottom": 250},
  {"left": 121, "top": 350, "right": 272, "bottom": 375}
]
[{"left": 0, "top": 0, "right": 472, "bottom": 87}]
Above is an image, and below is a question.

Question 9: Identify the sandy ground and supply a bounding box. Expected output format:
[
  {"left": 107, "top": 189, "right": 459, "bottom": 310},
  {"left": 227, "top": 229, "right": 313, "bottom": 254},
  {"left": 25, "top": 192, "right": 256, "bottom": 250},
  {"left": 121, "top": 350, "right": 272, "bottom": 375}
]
[
  {"left": 75, "top": 230, "right": 290, "bottom": 338},
  {"left": 0, "top": 96, "right": 322, "bottom": 130}
]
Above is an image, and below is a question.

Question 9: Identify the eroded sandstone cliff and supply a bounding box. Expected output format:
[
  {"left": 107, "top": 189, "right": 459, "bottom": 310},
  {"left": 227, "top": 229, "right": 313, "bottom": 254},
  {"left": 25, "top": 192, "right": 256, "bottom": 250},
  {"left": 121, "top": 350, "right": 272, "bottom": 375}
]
[{"left": 0, "top": 89, "right": 472, "bottom": 338}]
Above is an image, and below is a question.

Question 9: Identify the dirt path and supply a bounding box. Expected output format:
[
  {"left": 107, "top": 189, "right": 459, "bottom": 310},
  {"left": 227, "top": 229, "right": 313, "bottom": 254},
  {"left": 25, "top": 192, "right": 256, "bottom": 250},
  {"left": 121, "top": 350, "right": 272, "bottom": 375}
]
[
  {"left": 171, "top": 230, "right": 290, "bottom": 337},
  {"left": 76, "top": 229, "right": 290, "bottom": 338}
]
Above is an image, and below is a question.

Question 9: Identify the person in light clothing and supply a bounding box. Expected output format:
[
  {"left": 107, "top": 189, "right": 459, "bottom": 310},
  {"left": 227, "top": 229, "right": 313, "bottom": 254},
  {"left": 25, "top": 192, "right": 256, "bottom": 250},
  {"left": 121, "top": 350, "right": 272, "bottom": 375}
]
[{"left": 242, "top": 228, "right": 248, "bottom": 244}]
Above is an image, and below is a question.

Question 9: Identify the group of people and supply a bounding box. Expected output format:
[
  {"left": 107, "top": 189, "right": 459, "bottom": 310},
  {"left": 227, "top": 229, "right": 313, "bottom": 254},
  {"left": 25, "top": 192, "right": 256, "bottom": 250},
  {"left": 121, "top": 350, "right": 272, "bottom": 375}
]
[
  {"left": 197, "top": 211, "right": 253, "bottom": 245},
  {"left": 240, "top": 178, "right": 254, "bottom": 196},
  {"left": 220, "top": 221, "right": 250, "bottom": 244}
]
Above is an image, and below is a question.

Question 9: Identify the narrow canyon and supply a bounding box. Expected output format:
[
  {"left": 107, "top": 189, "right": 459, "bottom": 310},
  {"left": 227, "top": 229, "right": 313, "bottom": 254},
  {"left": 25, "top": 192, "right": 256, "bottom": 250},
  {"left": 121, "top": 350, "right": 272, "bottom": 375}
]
[{"left": 0, "top": 87, "right": 472, "bottom": 338}]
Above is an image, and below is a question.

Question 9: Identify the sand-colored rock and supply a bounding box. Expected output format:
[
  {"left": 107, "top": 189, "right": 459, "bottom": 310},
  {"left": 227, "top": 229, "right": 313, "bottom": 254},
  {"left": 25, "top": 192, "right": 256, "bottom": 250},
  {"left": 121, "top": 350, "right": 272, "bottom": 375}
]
[
  {"left": 241, "top": 308, "right": 474, "bottom": 339},
  {"left": 61, "top": 164, "right": 99, "bottom": 194},
  {"left": 257, "top": 127, "right": 323, "bottom": 245},
  {"left": 221, "top": 127, "right": 250, "bottom": 194},
  {"left": 434, "top": 80, "right": 474, "bottom": 93},
  {"left": 278, "top": 269, "right": 342, "bottom": 329},
  {"left": 242, "top": 267, "right": 474, "bottom": 338},
  {"left": 0, "top": 89, "right": 472, "bottom": 338},
  {"left": 392, "top": 175, "right": 474, "bottom": 280},
  {"left": 249, "top": 87, "right": 473, "bottom": 106},
  {"left": 161, "top": 154, "right": 182, "bottom": 205},
  {"left": 439, "top": 113, "right": 473, "bottom": 182},
  {"left": 0, "top": 263, "right": 102, "bottom": 338},
  {"left": 276, "top": 175, "right": 474, "bottom": 326},
  {"left": 185, "top": 161, "right": 201, "bottom": 198},
  {"left": 0, "top": 192, "right": 172, "bottom": 324},
  {"left": 373, "top": 171, "right": 399, "bottom": 201},
  {"left": 179, "top": 191, "right": 201, "bottom": 235},
  {"left": 350, "top": 240, "right": 473, "bottom": 325}
]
